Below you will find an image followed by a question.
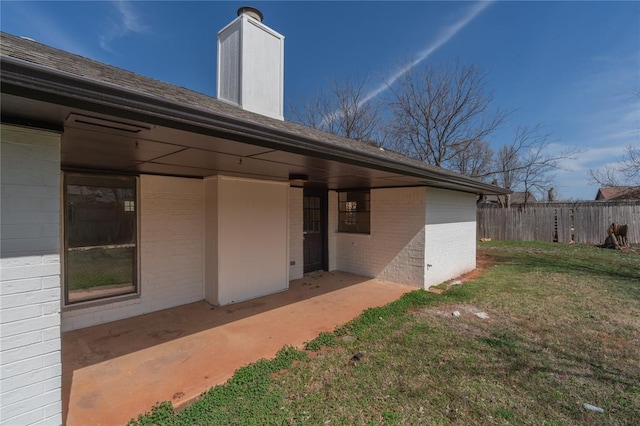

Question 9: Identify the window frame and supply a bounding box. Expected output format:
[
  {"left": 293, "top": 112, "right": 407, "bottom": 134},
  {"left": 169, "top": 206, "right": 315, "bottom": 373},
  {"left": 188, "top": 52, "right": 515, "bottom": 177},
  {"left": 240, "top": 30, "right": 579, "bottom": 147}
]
[
  {"left": 337, "top": 190, "right": 371, "bottom": 234},
  {"left": 62, "top": 172, "right": 140, "bottom": 308}
]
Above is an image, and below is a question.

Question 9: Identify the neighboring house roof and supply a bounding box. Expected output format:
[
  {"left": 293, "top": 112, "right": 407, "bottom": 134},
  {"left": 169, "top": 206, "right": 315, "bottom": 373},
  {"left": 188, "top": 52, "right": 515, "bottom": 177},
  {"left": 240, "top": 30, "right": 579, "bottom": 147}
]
[
  {"left": 0, "top": 32, "right": 509, "bottom": 195},
  {"left": 595, "top": 186, "right": 640, "bottom": 201}
]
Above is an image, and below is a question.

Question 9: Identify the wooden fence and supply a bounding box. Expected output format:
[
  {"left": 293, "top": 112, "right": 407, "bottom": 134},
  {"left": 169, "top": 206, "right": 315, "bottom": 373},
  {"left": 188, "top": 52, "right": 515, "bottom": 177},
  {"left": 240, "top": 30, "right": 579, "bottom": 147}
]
[{"left": 477, "top": 201, "right": 640, "bottom": 244}]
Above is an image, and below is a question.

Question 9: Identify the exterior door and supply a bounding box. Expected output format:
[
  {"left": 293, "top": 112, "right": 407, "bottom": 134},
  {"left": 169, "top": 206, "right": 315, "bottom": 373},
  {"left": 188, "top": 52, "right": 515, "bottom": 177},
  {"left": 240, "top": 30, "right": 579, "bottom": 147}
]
[{"left": 303, "top": 188, "right": 326, "bottom": 273}]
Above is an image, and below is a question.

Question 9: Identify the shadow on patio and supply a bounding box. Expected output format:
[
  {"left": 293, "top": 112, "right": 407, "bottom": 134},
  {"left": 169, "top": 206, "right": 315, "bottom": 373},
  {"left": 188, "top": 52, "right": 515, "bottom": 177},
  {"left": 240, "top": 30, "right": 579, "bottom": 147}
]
[{"left": 62, "top": 271, "right": 416, "bottom": 425}]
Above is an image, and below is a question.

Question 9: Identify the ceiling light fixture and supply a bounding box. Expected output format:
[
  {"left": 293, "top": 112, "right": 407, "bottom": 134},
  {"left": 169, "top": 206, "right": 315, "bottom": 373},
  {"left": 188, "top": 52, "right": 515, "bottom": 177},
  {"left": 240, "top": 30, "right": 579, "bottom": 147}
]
[{"left": 288, "top": 173, "right": 309, "bottom": 185}]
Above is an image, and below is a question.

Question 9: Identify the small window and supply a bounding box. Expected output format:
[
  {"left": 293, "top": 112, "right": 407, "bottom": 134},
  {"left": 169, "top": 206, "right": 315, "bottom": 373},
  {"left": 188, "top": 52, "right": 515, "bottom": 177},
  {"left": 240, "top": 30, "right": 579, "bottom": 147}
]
[
  {"left": 64, "top": 173, "right": 138, "bottom": 305},
  {"left": 338, "top": 190, "right": 370, "bottom": 234}
]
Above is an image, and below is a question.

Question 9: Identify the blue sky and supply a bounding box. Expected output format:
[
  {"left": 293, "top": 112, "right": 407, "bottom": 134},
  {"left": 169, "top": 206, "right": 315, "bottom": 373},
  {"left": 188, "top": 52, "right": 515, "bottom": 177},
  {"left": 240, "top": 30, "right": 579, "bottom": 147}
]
[{"left": 2, "top": 1, "right": 638, "bottom": 200}]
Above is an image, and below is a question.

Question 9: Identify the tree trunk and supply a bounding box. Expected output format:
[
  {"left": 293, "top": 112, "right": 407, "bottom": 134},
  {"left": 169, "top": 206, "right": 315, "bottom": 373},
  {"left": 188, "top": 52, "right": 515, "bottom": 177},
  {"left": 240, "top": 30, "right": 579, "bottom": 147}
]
[
  {"left": 600, "top": 222, "right": 628, "bottom": 250},
  {"left": 600, "top": 233, "right": 621, "bottom": 250}
]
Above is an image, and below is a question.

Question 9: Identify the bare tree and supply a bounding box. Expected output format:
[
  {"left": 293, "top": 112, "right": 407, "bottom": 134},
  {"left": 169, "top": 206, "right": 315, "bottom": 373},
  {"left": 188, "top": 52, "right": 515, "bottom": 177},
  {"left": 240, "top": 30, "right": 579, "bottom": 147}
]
[
  {"left": 494, "top": 144, "right": 520, "bottom": 190},
  {"left": 384, "top": 62, "right": 507, "bottom": 172},
  {"left": 290, "top": 76, "right": 384, "bottom": 143},
  {"left": 589, "top": 144, "right": 640, "bottom": 186},
  {"left": 449, "top": 139, "right": 494, "bottom": 178},
  {"left": 621, "top": 145, "right": 640, "bottom": 183},
  {"left": 290, "top": 62, "right": 579, "bottom": 203},
  {"left": 496, "top": 125, "right": 581, "bottom": 207},
  {"left": 588, "top": 167, "right": 621, "bottom": 187}
]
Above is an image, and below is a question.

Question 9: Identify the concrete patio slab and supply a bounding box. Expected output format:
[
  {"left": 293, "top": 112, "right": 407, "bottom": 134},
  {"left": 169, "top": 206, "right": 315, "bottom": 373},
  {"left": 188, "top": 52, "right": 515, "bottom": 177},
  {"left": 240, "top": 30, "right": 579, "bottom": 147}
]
[{"left": 62, "top": 271, "right": 416, "bottom": 425}]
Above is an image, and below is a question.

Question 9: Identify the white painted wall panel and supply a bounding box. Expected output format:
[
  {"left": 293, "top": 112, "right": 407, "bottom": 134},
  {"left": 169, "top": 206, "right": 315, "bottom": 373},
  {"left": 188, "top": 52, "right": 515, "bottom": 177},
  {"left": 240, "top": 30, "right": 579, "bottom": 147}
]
[
  {"left": 204, "top": 178, "right": 220, "bottom": 305},
  {"left": 216, "top": 177, "right": 289, "bottom": 305},
  {"left": 61, "top": 175, "right": 204, "bottom": 331},
  {"left": 288, "top": 187, "right": 304, "bottom": 280},
  {"left": 328, "top": 191, "right": 338, "bottom": 272},
  {"left": 1, "top": 125, "right": 62, "bottom": 425},
  {"left": 424, "top": 188, "right": 477, "bottom": 287}
]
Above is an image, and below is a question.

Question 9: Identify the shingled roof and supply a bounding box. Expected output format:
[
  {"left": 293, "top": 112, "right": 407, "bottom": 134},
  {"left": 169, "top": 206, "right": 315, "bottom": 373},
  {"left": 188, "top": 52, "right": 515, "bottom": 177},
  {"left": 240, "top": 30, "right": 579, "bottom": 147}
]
[
  {"left": 0, "top": 32, "right": 509, "bottom": 195},
  {"left": 595, "top": 186, "right": 640, "bottom": 201}
]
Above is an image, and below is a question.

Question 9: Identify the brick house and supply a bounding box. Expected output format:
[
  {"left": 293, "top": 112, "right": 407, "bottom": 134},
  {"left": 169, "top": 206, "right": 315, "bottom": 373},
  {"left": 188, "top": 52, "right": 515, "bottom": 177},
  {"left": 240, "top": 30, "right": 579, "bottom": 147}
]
[{"left": 0, "top": 8, "right": 508, "bottom": 424}]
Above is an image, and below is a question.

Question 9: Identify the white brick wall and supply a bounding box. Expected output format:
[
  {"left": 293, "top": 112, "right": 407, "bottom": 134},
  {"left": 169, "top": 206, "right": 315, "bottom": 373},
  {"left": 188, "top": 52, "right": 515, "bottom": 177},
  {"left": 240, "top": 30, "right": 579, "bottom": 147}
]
[
  {"left": 139, "top": 176, "right": 204, "bottom": 311},
  {"left": 61, "top": 175, "right": 204, "bottom": 331},
  {"left": 288, "top": 187, "right": 304, "bottom": 280},
  {"left": 331, "top": 186, "right": 478, "bottom": 289},
  {"left": 1, "top": 125, "right": 63, "bottom": 425},
  {"left": 424, "top": 188, "right": 477, "bottom": 287},
  {"left": 332, "top": 187, "right": 426, "bottom": 287}
]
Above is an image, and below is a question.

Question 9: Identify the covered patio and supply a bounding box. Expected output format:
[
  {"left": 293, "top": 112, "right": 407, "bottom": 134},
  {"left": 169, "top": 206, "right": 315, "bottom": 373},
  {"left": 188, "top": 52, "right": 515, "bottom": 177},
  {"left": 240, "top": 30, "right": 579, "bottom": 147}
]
[{"left": 62, "top": 272, "right": 416, "bottom": 425}]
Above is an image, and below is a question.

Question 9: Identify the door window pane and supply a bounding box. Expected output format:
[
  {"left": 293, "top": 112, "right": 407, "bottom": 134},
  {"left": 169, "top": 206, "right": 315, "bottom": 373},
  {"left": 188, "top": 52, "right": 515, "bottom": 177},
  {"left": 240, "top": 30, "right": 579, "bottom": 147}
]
[{"left": 303, "top": 196, "right": 321, "bottom": 234}]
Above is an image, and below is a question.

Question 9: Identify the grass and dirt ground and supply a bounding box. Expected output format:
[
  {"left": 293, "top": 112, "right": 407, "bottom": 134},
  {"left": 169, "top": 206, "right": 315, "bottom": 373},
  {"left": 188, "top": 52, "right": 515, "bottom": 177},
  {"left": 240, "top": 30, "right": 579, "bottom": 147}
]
[{"left": 130, "top": 241, "right": 639, "bottom": 425}]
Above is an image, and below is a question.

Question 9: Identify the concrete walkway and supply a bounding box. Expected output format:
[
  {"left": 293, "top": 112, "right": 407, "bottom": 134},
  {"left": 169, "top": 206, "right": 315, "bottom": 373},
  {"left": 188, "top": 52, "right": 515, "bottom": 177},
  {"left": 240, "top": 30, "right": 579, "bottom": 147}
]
[{"left": 62, "top": 271, "right": 416, "bottom": 425}]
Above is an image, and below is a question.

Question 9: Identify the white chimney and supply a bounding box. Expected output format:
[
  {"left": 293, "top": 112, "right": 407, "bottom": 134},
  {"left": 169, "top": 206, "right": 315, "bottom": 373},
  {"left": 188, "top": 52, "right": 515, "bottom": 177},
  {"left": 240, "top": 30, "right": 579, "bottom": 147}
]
[{"left": 217, "top": 6, "right": 285, "bottom": 120}]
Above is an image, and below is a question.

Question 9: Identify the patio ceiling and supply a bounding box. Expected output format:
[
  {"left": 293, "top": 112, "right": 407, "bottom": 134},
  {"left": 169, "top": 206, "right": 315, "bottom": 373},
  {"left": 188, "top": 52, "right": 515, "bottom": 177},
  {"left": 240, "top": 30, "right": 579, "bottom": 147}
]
[{"left": 58, "top": 113, "right": 429, "bottom": 190}]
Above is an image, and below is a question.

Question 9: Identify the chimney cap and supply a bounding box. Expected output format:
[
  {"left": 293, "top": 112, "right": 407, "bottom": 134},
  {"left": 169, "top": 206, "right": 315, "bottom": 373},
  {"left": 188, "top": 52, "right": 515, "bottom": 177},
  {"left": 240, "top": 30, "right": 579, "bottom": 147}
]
[{"left": 237, "top": 6, "right": 263, "bottom": 22}]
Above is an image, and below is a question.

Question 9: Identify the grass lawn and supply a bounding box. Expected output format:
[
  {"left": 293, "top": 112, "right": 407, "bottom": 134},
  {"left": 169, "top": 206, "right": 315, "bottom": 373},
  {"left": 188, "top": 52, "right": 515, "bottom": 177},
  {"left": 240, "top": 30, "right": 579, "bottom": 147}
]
[{"left": 129, "top": 241, "right": 639, "bottom": 425}]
